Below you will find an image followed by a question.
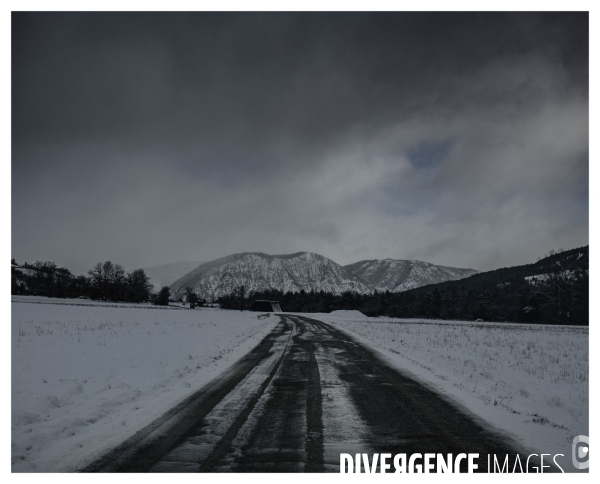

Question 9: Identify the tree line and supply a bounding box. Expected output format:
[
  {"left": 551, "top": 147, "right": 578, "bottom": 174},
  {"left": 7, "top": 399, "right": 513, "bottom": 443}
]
[
  {"left": 11, "top": 259, "right": 165, "bottom": 304},
  {"left": 217, "top": 270, "right": 587, "bottom": 325},
  {"left": 11, "top": 258, "right": 208, "bottom": 308}
]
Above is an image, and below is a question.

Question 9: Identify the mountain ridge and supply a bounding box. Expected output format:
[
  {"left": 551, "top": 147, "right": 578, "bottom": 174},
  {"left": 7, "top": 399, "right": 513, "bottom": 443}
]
[
  {"left": 170, "top": 251, "right": 372, "bottom": 300},
  {"left": 345, "top": 258, "right": 478, "bottom": 292},
  {"left": 169, "top": 251, "right": 477, "bottom": 300}
]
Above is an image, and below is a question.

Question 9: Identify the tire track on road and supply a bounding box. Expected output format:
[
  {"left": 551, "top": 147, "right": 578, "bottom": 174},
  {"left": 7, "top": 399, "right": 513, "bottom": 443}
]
[
  {"left": 83, "top": 318, "right": 291, "bottom": 472},
  {"left": 198, "top": 327, "right": 294, "bottom": 471},
  {"left": 304, "top": 342, "right": 324, "bottom": 472}
]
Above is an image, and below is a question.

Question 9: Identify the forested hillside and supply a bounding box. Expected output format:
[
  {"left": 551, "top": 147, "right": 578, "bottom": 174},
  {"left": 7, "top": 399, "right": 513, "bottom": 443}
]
[{"left": 219, "top": 247, "right": 589, "bottom": 325}]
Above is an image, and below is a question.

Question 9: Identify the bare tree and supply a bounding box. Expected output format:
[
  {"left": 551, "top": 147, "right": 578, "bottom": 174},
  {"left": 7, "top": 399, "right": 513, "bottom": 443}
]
[
  {"left": 155, "top": 286, "right": 171, "bottom": 306},
  {"left": 234, "top": 285, "right": 246, "bottom": 311},
  {"left": 185, "top": 287, "right": 199, "bottom": 308},
  {"left": 127, "top": 269, "right": 152, "bottom": 302}
]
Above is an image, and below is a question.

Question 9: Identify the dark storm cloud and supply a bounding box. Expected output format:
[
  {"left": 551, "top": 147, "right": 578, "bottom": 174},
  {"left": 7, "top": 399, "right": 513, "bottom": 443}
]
[{"left": 12, "top": 12, "right": 588, "bottom": 274}]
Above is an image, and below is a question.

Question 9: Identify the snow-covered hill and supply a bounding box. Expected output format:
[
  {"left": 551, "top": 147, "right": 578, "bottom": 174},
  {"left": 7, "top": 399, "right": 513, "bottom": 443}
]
[
  {"left": 143, "top": 261, "right": 203, "bottom": 291},
  {"left": 169, "top": 252, "right": 478, "bottom": 300},
  {"left": 344, "top": 259, "right": 478, "bottom": 292},
  {"left": 170, "top": 252, "right": 371, "bottom": 300}
]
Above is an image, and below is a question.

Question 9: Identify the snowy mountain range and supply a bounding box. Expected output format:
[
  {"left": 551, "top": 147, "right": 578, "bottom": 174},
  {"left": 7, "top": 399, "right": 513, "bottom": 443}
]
[
  {"left": 169, "top": 252, "right": 477, "bottom": 300},
  {"left": 170, "top": 252, "right": 370, "bottom": 299},
  {"left": 344, "top": 259, "right": 478, "bottom": 292}
]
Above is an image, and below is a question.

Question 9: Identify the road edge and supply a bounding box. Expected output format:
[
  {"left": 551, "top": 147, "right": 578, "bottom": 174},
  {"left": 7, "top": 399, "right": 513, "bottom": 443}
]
[{"left": 81, "top": 316, "right": 288, "bottom": 472}]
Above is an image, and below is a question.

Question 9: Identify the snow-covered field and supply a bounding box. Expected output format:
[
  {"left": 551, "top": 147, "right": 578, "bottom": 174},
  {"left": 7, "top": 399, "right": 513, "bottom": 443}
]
[
  {"left": 11, "top": 297, "right": 279, "bottom": 472},
  {"left": 11, "top": 298, "right": 589, "bottom": 473},
  {"left": 301, "top": 311, "right": 588, "bottom": 472},
  {"left": 11, "top": 295, "right": 190, "bottom": 309}
]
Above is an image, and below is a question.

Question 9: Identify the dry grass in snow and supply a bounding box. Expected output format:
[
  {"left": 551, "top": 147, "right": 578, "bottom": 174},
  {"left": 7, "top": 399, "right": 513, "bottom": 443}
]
[{"left": 305, "top": 313, "right": 588, "bottom": 472}]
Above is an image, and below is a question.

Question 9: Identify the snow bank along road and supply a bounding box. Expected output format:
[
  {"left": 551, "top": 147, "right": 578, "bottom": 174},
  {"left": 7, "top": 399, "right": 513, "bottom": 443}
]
[{"left": 85, "top": 315, "right": 544, "bottom": 473}]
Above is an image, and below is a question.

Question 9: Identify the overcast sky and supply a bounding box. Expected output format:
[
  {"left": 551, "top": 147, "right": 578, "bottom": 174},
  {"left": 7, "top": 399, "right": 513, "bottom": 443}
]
[{"left": 12, "top": 12, "right": 588, "bottom": 275}]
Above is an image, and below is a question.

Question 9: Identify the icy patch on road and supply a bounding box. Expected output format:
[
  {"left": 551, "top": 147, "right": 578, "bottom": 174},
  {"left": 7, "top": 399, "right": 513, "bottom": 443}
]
[
  {"left": 11, "top": 299, "right": 279, "bottom": 472},
  {"left": 314, "top": 345, "right": 373, "bottom": 472}
]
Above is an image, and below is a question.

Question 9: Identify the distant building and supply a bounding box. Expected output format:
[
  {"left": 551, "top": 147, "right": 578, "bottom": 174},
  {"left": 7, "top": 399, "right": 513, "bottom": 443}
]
[{"left": 250, "top": 300, "right": 282, "bottom": 312}]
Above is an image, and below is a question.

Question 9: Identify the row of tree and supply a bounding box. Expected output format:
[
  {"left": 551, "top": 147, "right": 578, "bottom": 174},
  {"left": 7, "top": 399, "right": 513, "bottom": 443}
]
[
  {"left": 11, "top": 259, "right": 166, "bottom": 304},
  {"left": 11, "top": 260, "right": 88, "bottom": 299},
  {"left": 11, "top": 258, "right": 208, "bottom": 309},
  {"left": 86, "top": 261, "right": 153, "bottom": 302},
  {"left": 217, "top": 268, "right": 588, "bottom": 325}
]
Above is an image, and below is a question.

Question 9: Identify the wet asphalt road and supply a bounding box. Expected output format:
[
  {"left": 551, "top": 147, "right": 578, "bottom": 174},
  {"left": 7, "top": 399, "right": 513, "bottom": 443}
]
[{"left": 133, "top": 314, "right": 530, "bottom": 473}]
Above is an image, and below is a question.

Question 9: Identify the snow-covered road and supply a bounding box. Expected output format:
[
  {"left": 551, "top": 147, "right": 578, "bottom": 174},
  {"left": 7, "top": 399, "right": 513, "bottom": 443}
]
[{"left": 87, "top": 315, "right": 541, "bottom": 473}]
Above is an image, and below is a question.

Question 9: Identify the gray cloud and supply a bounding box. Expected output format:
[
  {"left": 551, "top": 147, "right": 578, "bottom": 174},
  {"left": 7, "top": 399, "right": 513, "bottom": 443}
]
[{"left": 12, "top": 12, "right": 588, "bottom": 274}]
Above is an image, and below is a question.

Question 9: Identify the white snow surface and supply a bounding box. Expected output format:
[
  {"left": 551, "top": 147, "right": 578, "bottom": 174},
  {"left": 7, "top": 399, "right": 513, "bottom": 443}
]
[
  {"left": 11, "top": 297, "right": 279, "bottom": 472},
  {"left": 329, "top": 310, "right": 366, "bottom": 318},
  {"left": 293, "top": 312, "right": 588, "bottom": 472}
]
